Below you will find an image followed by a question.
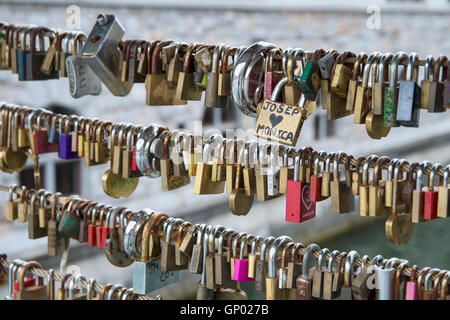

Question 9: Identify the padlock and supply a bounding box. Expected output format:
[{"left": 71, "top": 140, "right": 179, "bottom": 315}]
[
  {"left": 127, "top": 40, "right": 146, "bottom": 83},
  {"left": 437, "top": 164, "right": 450, "bottom": 218},
  {"left": 299, "top": 49, "right": 325, "bottom": 101},
  {"left": 422, "top": 269, "right": 441, "bottom": 300},
  {"left": 31, "top": 110, "right": 58, "bottom": 155},
  {"left": 376, "top": 258, "right": 401, "bottom": 300},
  {"left": 295, "top": 243, "right": 320, "bottom": 300},
  {"left": 286, "top": 149, "right": 316, "bottom": 223},
  {"left": 67, "top": 274, "right": 88, "bottom": 300},
  {"left": 58, "top": 116, "right": 79, "bottom": 159},
  {"left": 412, "top": 161, "right": 432, "bottom": 223},
  {"left": 193, "top": 134, "right": 225, "bottom": 195},
  {"left": 322, "top": 250, "right": 340, "bottom": 300},
  {"left": 384, "top": 51, "right": 408, "bottom": 127},
  {"left": 353, "top": 52, "right": 380, "bottom": 124},
  {"left": 81, "top": 14, "right": 132, "bottom": 96},
  {"left": 28, "top": 190, "right": 48, "bottom": 239},
  {"left": 205, "top": 44, "right": 228, "bottom": 108},
  {"left": 309, "top": 151, "right": 327, "bottom": 202},
  {"left": 233, "top": 234, "right": 255, "bottom": 282},
  {"left": 17, "top": 26, "right": 34, "bottom": 81},
  {"left": 264, "top": 48, "right": 284, "bottom": 99},
  {"left": 365, "top": 53, "right": 391, "bottom": 139},
  {"left": 16, "top": 261, "right": 47, "bottom": 300},
  {"left": 66, "top": 32, "right": 102, "bottom": 98},
  {"left": 255, "top": 236, "right": 274, "bottom": 292},
  {"left": 372, "top": 52, "right": 393, "bottom": 116},
  {"left": 266, "top": 236, "right": 292, "bottom": 300},
  {"left": 312, "top": 248, "right": 331, "bottom": 299},
  {"left": 283, "top": 49, "right": 304, "bottom": 105},
  {"left": 396, "top": 52, "right": 421, "bottom": 127},
  {"left": 359, "top": 155, "right": 379, "bottom": 216},
  {"left": 424, "top": 163, "right": 442, "bottom": 220},
  {"left": 175, "top": 43, "right": 203, "bottom": 101},
  {"left": 214, "top": 229, "right": 234, "bottom": 287},
  {"left": 5, "top": 186, "right": 18, "bottom": 221},
  {"left": 421, "top": 55, "right": 435, "bottom": 110},
  {"left": 424, "top": 55, "right": 447, "bottom": 113},
  {"left": 202, "top": 225, "right": 223, "bottom": 289},
  {"left": 161, "top": 218, "right": 187, "bottom": 272},
  {"left": 26, "top": 27, "right": 59, "bottom": 80},
  {"left": 330, "top": 151, "right": 355, "bottom": 214},
  {"left": 368, "top": 156, "right": 391, "bottom": 217}
]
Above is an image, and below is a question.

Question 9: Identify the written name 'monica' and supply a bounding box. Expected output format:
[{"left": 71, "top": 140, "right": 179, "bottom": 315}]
[{"left": 255, "top": 100, "right": 305, "bottom": 146}]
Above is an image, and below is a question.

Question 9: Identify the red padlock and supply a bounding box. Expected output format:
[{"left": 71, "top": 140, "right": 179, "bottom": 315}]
[
  {"left": 132, "top": 146, "right": 138, "bottom": 171},
  {"left": 286, "top": 150, "right": 316, "bottom": 223},
  {"left": 88, "top": 204, "right": 101, "bottom": 247},
  {"left": 14, "top": 277, "right": 36, "bottom": 300},
  {"left": 100, "top": 206, "right": 113, "bottom": 249},
  {"left": 96, "top": 206, "right": 109, "bottom": 248},
  {"left": 310, "top": 151, "right": 327, "bottom": 202},
  {"left": 33, "top": 111, "right": 58, "bottom": 155},
  {"left": 424, "top": 163, "right": 442, "bottom": 220}
]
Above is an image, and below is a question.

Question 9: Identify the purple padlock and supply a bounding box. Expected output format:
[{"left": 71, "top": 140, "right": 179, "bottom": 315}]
[
  {"left": 58, "top": 117, "right": 79, "bottom": 160},
  {"left": 233, "top": 234, "right": 255, "bottom": 282}
]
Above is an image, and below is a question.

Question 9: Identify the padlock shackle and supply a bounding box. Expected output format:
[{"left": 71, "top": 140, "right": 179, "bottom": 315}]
[
  {"left": 239, "top": 234, "right": 254, "bottom": 260},
  {"left": 416, "top": 161, "right": 432, "bottom": 191},
  {"left": 388, "top": 51, "right": 408, "bottom": 88},
  {"left": 327, "top": 250, "right": 340, "bottom": 272},
  {"left": 424, "top": 55, "right": 434, "bottom": 81},
  {"left": 301, "top": 243, "right": 320, "bottom": 279},
  {"left": 387, "top": 158, "right": 399, "bottom": 182},
  {"left": 317, "top": 248, "right": 331, "bottom": 270},
  {"left": 260, "top": 236, "right": 275, "bottom": 261},
  {"left": 232, "top": 232, "right": 247, "bottom": 259},
  {"left": 200, "top": 225, "right": 213, "bottom": 285},
  {"left": 432, "top": 55, "right": 448, "bottom": 82},
  {"left": 250, "top": 235, "right": 264, "bottom": 255},
  {"left": 217, "top": 228, "right": 232, "bottom": 255},
  {"left": 208, "top": 225, "right": 224, "bottom": 253},
  {"left": 344, "top": 250, "right": 360, "bottom": 287},
  {"left": 405, "top": 52, "right": 419, "bottom": 82},
  {"left": 429, "top": 163, "right": 443, "bottom": 189},
  {"left": 378, "top": 52, "right": 393, "bottom": 83},
  {"left": 18, "top": 261, "right": 44, "bottom": 292},
  {"left": 268, "top": 236, "right": 292, "bottom": 278}
]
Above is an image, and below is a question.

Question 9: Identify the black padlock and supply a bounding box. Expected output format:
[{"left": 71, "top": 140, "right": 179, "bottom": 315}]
[
  {"left": 26, "top": 27, "right": 59, "bottom": 81},
  {"left": 396, "top": 52, "right": 421, "bottom": 127}
]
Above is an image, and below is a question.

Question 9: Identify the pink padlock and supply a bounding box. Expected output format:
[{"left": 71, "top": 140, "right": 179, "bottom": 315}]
[
  {"left": 405, "top": 265, "right": 419, "bottom": 300},
  {"left": 233, "top": 234, "right": 255, "bottom": 282}
]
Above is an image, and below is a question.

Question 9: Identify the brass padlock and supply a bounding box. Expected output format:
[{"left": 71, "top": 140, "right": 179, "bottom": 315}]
[
  {"left": 193, "top": 134, "right": 225, "bottom": 195},
  {"left": 16, "top": 261, "right": 48, "bottom": 300}
]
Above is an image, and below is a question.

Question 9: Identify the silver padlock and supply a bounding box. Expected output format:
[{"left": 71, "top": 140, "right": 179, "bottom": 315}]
[
  {"left": 132, "top": 259, "right": 182, "bottom": 295},
  {"left": 66, "top": 55, "right": 102, "bottom": 98},
  {"left": 267, "top": 145, "right": 280, "bottom": 197},
  {"left": 375, "top": 258, "right": 407, "bottom": 300},
  {"left": 81, "top": 14, "right": 132, "bottom": 96}
]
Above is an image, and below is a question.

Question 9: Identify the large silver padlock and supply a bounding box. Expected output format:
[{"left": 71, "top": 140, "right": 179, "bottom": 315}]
[
  {"left": 66, "top": 55, "right": 102, "bottom": 98},
  {"left": 132, "top": 259, "right": 182, "bottom": 295},
  {"left": 81, "top": 14, "right": 132, "bottom": 96}
]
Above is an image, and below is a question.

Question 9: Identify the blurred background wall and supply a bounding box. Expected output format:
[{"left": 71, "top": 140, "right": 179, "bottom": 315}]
[{"left": 0, "top": 0, "right": 449, "bottom": 299}]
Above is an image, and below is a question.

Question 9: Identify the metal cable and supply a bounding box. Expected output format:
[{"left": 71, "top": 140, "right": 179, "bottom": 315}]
[
  {"left": 0, "top": 257, "right": 159, "bottom": 300},
  {"left": 3, "top": 104, "right": 448, "bottom": 178},
  {"left": 1, "top": 184, "right": 447, "bottom": 288}
]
